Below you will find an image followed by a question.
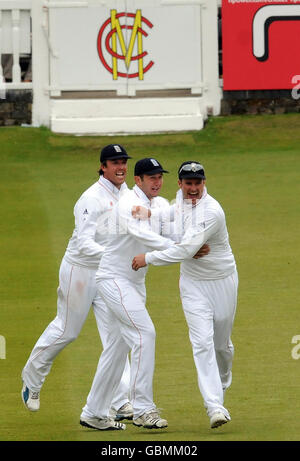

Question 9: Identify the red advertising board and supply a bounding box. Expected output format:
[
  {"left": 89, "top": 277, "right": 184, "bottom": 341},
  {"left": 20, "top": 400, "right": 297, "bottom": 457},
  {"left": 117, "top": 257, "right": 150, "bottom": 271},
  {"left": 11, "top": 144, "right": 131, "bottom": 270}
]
[{"left": 222, "top": 1, "right": 300, "bottom": 90}]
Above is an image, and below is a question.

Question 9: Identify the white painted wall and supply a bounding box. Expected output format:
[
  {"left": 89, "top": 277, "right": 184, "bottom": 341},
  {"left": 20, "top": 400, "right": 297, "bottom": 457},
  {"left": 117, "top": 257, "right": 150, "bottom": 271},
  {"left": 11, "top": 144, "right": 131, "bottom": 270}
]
[
  {"left": 51, "top": 97, "right": 204, "bottom": 135},
  {"left": 48, "top": 1, "right": 204, "bottom": 95}
]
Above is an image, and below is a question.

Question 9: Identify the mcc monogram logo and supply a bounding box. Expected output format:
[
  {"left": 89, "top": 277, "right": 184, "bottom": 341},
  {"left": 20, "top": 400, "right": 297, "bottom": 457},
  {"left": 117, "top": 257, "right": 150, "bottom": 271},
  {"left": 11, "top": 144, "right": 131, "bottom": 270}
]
[{"left": 97, "top": 9, "right": 154, "bottom": 80}]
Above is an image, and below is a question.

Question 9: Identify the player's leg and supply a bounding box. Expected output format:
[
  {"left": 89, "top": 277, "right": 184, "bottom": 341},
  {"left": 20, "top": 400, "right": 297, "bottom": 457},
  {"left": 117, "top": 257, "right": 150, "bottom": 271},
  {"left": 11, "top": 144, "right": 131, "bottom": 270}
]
[
  {"left": 83, "top": 277, "right": 166, "bottom": 429},
  {"left": 81, "top": 304, "right": 130, "bottom": 424},
  {"left": 213, "top": 270, "right": 238, "bottom": 394},
  {"left": 179, "top": 275, "right": 230, "bottom": 424},
  {"left": 22, "top": 259, "right": 95, "bottom": 401},
  {"left": 109, "top": 279, "right": 167, "bottom": 429},
  {"left": 94, "top": 277, "right": 166, "bottom": 429},
  {"left": 92, "top": 292, "right": 132, "bottom": 419},
  {"left": 108, "top": 279, "right": 156, "bottom": 416}
]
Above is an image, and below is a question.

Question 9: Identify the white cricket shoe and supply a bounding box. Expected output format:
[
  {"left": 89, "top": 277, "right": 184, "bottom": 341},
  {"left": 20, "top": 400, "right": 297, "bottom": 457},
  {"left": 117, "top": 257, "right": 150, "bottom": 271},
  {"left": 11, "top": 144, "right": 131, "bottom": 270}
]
[
  {"left": 210, "top": 411, "right": 229, "bottom": 429},
  {"left": 112, "top": 402, "right": 133, "bottom": 421},
  {"left": 133, "top": 409, "right": 168, "bottom": 429},
  {"left": 21, "top": 382, "right": 40, "bottom": 412},
  {"left": 80, "top": 416, "right": 126, "bottom": 431}
]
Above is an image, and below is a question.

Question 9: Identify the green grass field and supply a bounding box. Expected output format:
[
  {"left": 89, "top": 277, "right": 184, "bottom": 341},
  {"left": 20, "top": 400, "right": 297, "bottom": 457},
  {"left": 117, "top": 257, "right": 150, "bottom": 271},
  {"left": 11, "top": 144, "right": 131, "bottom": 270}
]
[{"left": 1, "top": 114, "right": 300, "bottom": 442}]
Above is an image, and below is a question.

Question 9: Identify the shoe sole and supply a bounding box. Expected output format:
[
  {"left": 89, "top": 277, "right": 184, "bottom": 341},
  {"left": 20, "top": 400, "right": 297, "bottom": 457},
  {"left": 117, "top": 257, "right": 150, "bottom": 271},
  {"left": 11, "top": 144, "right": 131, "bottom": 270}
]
[
  {"left": 211, "top": 419, "right": 228, "bottom": 429},
  {"left": 80, "top": 420, "right": 125, "bottom": 431},
  {"left": 133, "top": 421, "right": 168, "bottom": 429}
]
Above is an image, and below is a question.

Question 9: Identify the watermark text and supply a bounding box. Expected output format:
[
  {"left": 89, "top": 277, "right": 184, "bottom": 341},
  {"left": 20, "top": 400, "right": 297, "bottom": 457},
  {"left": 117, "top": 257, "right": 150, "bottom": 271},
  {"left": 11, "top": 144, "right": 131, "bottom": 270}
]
[
  {"left": 0, "top": 336, "right": 6, "bottom": 359},
  {"left": 291, "top": 335, "right": 300, "bottom": 360}
]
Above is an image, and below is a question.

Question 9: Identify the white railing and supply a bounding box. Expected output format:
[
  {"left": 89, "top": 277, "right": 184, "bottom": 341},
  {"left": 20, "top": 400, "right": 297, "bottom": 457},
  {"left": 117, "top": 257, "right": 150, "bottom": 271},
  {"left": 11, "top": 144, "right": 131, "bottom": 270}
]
[{"left": 0, "top": 0, "right": 32, "bottom": 90}]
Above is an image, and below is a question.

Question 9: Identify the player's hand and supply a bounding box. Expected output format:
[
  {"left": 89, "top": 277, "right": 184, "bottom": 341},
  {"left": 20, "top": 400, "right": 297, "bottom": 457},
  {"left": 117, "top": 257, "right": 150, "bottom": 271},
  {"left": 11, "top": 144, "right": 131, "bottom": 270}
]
[
  {"left": 193, "top": 243, "right": 210, "bottom": 259},
  {"left": 132, "top": 254, "right": 147, "bottom": 271},
  {"left": 132, "top": 205, "right": 151, "bottom": 220}
]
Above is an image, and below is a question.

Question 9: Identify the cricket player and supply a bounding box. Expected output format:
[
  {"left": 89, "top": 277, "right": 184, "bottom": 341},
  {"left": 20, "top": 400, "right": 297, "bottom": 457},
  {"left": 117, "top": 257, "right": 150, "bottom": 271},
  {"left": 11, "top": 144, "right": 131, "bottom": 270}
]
[
  {"left": 132, "top": 161, "right": 238, "bottom": 429},
  {"left": 21, "top": 145, "right": 133, "bottom": 428},
  {"left": 79, "top": 158, "right": 178, "bottom": 431}
]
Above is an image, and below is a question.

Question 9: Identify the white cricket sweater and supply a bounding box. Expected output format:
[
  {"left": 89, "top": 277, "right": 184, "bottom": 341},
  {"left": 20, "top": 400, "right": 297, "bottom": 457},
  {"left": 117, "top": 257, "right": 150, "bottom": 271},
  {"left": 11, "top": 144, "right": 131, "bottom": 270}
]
[
  {"left": 64, "top": 176, "right": 128, "bottom": 269},
  {"left": 145, "top": 188, "right": 236, "bottom": 280},
  {"left": 96, "top": 185, "right": 174, "bottom": 284}
]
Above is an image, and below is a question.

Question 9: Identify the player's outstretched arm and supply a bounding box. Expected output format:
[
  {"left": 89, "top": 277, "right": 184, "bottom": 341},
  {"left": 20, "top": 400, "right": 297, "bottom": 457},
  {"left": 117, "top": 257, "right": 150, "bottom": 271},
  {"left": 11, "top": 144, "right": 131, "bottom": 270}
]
[{"left": 132, "top": 243, "right": 210, "bottom": 271}]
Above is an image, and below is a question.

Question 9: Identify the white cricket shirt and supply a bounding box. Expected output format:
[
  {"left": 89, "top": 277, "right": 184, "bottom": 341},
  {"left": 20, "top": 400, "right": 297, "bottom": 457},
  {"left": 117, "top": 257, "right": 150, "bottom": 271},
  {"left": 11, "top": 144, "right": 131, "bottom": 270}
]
[
  {"left": 64, "top": 176, "right": 128, "bottom": 269},
  {"left": 145, "top": 187, "right": 236, "bottom": 280},
  {"left": 96, "top": 185, "right": 174, "bottom": 284}
]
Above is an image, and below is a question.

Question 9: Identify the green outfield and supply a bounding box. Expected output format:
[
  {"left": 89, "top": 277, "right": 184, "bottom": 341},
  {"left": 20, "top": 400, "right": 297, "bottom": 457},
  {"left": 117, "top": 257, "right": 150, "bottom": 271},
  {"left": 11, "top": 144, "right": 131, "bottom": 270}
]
[{"left": 1, "top": 114, "right": 300, "bottom": 441}]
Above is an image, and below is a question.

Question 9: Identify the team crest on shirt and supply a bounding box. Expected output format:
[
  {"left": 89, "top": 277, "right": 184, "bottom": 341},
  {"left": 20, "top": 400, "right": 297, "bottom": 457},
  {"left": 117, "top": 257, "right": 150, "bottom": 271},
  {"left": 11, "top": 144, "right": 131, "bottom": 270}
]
[{"left": 83, "top": 209, "right": 88, "bottom": 215}]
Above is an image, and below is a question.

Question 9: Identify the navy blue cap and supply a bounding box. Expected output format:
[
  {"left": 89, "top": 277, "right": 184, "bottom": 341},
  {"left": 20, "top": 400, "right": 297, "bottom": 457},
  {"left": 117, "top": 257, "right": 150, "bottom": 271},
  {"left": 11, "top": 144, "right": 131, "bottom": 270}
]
[
  {"left": 134, "top": 158, "right": 169, "bottom": 176},
  {"left": 100, "top": 144, "right": 132, "bottom": 162},
  {"left": 178, "top": 161, "right": 205, "bottom": 180}
]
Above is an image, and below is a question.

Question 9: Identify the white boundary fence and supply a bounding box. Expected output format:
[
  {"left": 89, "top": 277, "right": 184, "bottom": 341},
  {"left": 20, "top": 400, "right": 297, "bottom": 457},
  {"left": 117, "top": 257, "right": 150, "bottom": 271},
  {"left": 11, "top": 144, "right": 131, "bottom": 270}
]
[
  {"left": 0, "top": 0, "right": 32, "bottom": 96},
  {"left": 0, "top": 0, "right": 221, "bottom": 134}
]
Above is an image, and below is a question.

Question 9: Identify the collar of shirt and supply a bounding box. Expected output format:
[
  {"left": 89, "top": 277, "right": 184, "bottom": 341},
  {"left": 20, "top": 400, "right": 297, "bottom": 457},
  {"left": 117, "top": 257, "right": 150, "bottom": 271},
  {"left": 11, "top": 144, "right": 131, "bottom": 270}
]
[
  {"left": 98, "top": 176, "right": 126, "bottom": 200},
  {"left": 133, "top": 185, "right": 151, "bottom": 207},
  {"left": 195, "top": 186, "right": 207, "bottom": 206}
]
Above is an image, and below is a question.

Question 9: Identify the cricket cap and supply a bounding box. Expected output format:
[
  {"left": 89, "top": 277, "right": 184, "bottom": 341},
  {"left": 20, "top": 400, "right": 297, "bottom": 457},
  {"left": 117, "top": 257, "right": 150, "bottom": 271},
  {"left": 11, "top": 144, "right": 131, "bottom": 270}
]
[
  {"left": 134, "top": 158, "right": 169, "bottom": 176},
  {"left": 100, "top": 144, "right": 132, "bottom": 163},
  {"left": 178, "top": 161, "right": 206, "bottom": 180}
]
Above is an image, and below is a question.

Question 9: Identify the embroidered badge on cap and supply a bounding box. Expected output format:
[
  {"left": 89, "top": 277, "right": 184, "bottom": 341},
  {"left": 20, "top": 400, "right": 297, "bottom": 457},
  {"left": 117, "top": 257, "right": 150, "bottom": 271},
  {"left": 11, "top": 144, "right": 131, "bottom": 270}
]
[
  {"left": 150, "top": 159, "right": 159, "bottom": 166},
  {"left": 114, "top": 145, "right": 122, "bottom": 153}
]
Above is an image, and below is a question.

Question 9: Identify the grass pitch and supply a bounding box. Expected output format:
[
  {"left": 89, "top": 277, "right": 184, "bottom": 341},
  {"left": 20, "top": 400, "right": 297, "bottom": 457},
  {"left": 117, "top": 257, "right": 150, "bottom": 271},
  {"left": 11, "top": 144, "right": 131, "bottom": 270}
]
[{"left": 1, "top": 114, "right": 300, "bottom": 442}]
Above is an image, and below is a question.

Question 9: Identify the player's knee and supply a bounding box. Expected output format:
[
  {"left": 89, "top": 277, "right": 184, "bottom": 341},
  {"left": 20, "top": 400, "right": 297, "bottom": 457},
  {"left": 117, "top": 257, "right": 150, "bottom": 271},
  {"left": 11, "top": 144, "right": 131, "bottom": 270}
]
[
  {"left": 62, "top": 331, "right": 79, "bottom": 344},
  {"left": 215, "top": 342, "right": 234, "bottom": 357}
]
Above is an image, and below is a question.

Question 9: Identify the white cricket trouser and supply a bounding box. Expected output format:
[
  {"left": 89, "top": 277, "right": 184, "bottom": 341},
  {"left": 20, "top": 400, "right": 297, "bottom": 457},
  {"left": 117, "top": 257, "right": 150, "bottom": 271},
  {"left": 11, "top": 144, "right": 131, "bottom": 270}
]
[
  {"left": 81, "top": 277, "right": 156, "bottom": 420},
  {"left": 179, "top": 270, "right": 238, "bottom": 419},
  {"left": 22, "top": 258, "right": 130, "bottom": 411}
]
